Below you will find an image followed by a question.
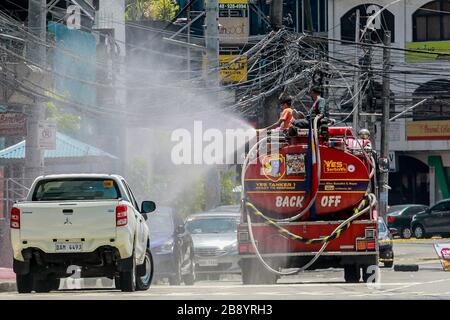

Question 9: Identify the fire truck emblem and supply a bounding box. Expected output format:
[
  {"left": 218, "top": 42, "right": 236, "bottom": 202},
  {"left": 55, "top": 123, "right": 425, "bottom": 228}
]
[{"left": 260, "top": 154, "right": 285, "bottom": 182}]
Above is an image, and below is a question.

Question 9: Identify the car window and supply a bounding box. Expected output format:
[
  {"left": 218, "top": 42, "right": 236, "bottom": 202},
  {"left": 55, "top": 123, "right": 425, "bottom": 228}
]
[
  {"left": 432, "top": 201, "right": 450, "bottom": 212},
  {"left": 186, "top": 217, "right": 239, "bottom": 234},
  {"left": 388, "top": 205, "right": 409, "bottom": 213},
  {"left": 33, "top": 178, "right": 121, "bottom": 201},
  {"left": 406, "top": 206, "right": 426, "bottom": 216},
  {"left": 122, "top": 180, "right": 139, "bottom": 211}
]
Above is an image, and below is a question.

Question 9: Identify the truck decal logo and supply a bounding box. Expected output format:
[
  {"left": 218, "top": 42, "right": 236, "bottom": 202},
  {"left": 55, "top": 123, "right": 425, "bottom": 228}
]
[
  {"left": 64, "top": 217, "right": 72, "bottom": 225},
  {"left": 259, "top": 154, "right": 286, "bottom": 182},
  {"left": 323, "top": 160, "right": 350, "bottom": 173},
  {"left": 275, "top": 196, "right": 304, "bottom": 208}
]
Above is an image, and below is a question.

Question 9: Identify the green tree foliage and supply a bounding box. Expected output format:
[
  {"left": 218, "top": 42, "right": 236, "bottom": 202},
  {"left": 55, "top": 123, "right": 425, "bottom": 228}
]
[
  {"left": 127, "top": 157, "right": 154, "bottom": 201},
  {"left": 220, "top": 170, "right": 239, "bottom": 205},
  {"left": 125, "top": 0, "right": 179, "bottom": 22},
  {"left": 45, "top": 91, "right": 81, "bottom": 135}
]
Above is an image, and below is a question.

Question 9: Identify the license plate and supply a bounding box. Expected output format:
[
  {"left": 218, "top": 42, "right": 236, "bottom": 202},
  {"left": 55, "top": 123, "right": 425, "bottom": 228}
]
[
  {"left": 55, "top": 242, "right": 83, "bottom": 252},
  {"left": 198, "top": 259, "right": 218, "bottom": 266}
]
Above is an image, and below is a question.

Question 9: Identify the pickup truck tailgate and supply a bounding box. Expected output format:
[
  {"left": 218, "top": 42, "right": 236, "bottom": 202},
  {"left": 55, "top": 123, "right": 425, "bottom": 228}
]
[{"left": 18, "top": 201, "right": 118, "bottom": 240}]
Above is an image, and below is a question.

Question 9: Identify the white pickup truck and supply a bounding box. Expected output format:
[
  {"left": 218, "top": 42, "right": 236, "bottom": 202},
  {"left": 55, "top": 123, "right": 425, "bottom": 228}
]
[{"left": 10, "top": 174, "right": 156, "bottom": 293}]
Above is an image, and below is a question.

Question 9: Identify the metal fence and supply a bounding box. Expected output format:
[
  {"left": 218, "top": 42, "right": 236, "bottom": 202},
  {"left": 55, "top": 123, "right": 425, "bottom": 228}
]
[{"left": 0, "top": 178, "right": 32, "bottom": 221}]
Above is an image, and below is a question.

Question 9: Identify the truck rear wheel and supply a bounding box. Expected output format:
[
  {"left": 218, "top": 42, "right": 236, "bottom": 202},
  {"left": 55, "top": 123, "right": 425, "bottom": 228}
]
[
  {"left": 136, "top": 249, "right": 153, "bottom": 291},
  {"left": 344, "top": 265, "right": 361, "bottom": 283},
  {"left": 16, "top": 273, "right": 33, "bottom": 294}
]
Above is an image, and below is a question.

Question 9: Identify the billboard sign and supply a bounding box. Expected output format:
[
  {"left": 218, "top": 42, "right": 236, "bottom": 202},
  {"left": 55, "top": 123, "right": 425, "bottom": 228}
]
[
  {"left": 0, "top": 112, "right": 27, "bottom": 136},
  {"left": 405, "top": 41, "right": 450, "bottom": 63},
  {"left": 219, "top": 54, "right": 247, "bottom": 83},
  {"left": 406, "top": 120, "right": 450, "bottom": 141},
  {"left": 219, "top": 0, "right": 249, "bottom": 44}
]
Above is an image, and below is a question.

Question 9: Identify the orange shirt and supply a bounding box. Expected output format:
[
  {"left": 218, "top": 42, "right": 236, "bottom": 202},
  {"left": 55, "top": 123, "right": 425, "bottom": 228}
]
[{"left": 279, "top": 107, "right": 294, "bottom": 129}]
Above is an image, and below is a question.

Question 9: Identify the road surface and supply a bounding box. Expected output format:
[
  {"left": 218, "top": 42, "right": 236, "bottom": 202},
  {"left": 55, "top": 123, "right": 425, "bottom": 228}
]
[{"left": 1, "top": 239, "right": 449, "bottom": 300}]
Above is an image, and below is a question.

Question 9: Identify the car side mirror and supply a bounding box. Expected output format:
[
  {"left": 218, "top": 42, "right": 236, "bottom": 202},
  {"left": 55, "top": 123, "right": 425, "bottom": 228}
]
[
  {"left": 141, "top": 201, "right": 156, "bottom": 213},
  {"left": 141, "top": 212, "right": 148, "bottom": 221}
]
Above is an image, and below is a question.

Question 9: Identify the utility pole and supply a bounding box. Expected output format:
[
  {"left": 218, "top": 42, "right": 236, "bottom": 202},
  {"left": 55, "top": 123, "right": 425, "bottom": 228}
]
[
  {"left": 25, "top": 0, "right": 46, "bottom": 184},
  {"left": 204, "top": 0, "right": 221, "bottom": 210},
  {"left": 205, "top": 0, "right": 219, "bottom": 86},
  {"left": 304, "top": 0, "right": 313, "bottom": 33},
  {"left": 270, "top": 0, "right": 283, "bottom": 30},
  {"left": 187, "top": 7, "right": 191, "bottom": 79},
  {"left": 360, "top": 29, "right": 375, "bottom": 147},
  {"left": 352, "top": 9, "right": 360, "bottom": 131},
  {"left": 379, "top": 30, "right": 391, "bottom": 220}
]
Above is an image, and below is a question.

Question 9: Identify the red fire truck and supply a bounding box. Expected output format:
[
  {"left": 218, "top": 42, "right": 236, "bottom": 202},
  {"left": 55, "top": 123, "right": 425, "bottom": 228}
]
[{"left": 238, "top": 117, "right": 379, "bottom": 284}]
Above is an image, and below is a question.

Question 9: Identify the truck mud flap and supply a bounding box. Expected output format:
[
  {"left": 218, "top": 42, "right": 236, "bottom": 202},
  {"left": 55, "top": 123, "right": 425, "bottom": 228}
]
[
  {"left": 13, "top": 259, "right": 30, "bottom": 275},
  {"left": 117, "top": 256, "right": 133, "bottom": 272}
]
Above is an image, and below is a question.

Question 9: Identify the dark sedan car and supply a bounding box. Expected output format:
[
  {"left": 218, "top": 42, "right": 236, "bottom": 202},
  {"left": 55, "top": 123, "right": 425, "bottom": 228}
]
[
  {"left": 148, "top": 207, "right": 195, "bottom": 285},
  {"left": 411, "top": 199, "right": 450, "bottom": 239},
  {"left": 378, "top": 217, "right": 394, "bottom": 268},
  {"left": 387, "top": 204, "right": 429, "bottom": 239}
]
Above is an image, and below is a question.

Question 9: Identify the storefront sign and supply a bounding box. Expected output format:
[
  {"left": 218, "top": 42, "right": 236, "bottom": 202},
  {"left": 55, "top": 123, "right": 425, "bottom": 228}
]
[
  {"left": 219, "top": 54, "right": 247, "bottom": 83},
  {"left": 405, "top": 41, "right": 450, "bottom": 63},
  {"left": 0, "top": 113, "right": 27, "bottom": 136},
  {"left": 406, "top": 120, "right": 450, "bottom": 141},
  {"left": 219, "top": 0, "right": 249, "bottom": 44}
]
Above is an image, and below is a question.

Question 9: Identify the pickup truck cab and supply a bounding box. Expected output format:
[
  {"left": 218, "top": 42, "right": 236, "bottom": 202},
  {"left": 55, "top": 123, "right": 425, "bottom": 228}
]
[{"left": 10, "top": 174, "right": 156, "bottom": 293}]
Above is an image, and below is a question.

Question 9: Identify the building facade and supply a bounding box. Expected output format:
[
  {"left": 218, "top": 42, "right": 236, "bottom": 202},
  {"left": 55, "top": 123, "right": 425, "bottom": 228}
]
[{"left": 327, "top": 0, "right": 450, "bottom": 206}]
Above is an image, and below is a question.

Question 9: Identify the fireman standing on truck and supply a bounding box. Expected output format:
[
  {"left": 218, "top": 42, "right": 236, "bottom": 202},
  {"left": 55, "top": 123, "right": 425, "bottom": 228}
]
[
  {"left": 289, "top": 87, "right": 328, "bottom": 132},
  {"left": 261, "top": 97, "right": 294, "bottom": 131}
]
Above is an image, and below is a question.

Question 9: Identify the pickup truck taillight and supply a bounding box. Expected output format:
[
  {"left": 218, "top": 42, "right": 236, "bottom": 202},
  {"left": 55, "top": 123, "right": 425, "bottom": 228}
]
[
  {"left": 10, "top": 207, "right": 20, "bottom": 229},
  {"left": 116, "top": 205, "right": 128, "bottom": 226}
]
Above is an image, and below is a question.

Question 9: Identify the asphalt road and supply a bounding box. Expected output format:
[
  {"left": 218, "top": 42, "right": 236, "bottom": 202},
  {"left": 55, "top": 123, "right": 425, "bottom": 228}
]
[{"left": 1, "top": 239, "right": 450, "bottom": 300}]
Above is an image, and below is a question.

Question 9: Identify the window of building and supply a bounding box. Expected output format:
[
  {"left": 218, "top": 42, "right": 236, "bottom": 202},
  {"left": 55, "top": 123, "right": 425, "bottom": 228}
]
[
  {"left": 413, "top": 79, "right": 450, "bottom": 120},
  {"left": 249, "top": 0, "right": 328, "bottom": 35},
  {"left": 298, "top": 0, "right": 328, "bottom": 33},
  {"left": 340, "top": 4, "right": 395, "bottom": 43},
  {"left": 413, "top": 0, "right": 450, "bottom": 41}
]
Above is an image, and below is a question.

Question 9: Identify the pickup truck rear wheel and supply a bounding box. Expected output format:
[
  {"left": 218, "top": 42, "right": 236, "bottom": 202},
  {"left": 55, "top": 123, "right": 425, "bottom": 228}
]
[
  {"left": 136, "top": 249, "right": 153, "bottom": 291},
  {"left": 120, "top": 253, "right": 136, "bottom": 292},
  {"left": 16, "top": 273, "right": 33, "bottom": 294},
  {"left": 33, "top": 276, "right": 58, "bottom": 293}
]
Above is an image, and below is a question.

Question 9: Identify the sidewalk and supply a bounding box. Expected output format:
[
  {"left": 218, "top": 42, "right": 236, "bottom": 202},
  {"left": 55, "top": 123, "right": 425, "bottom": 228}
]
[{"left": 0, "top": 268, "right": 16, "bottom": 292}]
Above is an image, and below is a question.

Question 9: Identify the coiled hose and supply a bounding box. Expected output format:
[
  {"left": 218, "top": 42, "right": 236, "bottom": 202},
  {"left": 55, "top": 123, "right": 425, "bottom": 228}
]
[{"left": 245, "top": 193, "right": 377, "bottom": 275}]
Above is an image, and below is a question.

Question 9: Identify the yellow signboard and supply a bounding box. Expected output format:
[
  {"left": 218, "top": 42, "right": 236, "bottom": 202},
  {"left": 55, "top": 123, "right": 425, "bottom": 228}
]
[
  {"left": 219, "top": 55, "right": 247, "bottom": 83},
  {"left": 405, "top": 41, "right": 450, "bottom": 63},
  {"left": 219, "top": 0, "right": 247, "bottom": 4},
  {"left": 406, "top": 120, "right": 450, "bottom": 141}
]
